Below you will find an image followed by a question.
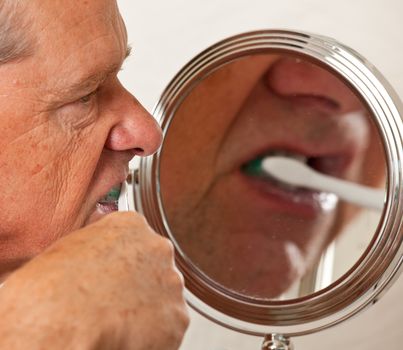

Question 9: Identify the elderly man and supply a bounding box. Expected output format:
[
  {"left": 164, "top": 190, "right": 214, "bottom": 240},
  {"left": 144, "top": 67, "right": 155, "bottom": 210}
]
[{"left": 0, "top": 0, "right": 189, "bottom": 349}]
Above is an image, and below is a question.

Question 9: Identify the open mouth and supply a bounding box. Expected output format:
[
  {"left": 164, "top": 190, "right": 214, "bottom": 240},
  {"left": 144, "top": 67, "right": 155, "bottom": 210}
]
[
  {"left": 96, "top": 184, "right": 121, "bottom": 214},
  {"left": 242, "top": 150, "right": 306, "bottom": 191},
  {"left": 240, "top": 149, "right": 342, "bottom": 215},
  {"left": 242, "top": 149, "right": 350, "bottom": 185}
]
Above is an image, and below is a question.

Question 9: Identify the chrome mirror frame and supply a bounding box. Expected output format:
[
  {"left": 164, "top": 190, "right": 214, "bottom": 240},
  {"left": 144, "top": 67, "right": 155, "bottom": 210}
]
[{"left": 128, "top": 30, "right": 402, "bottom": 338}]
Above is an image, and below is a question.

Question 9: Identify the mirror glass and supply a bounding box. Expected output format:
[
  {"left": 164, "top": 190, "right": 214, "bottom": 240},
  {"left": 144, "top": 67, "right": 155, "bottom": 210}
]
[{"left": 159, "top": 53, "right": 387, "bottom": 300}]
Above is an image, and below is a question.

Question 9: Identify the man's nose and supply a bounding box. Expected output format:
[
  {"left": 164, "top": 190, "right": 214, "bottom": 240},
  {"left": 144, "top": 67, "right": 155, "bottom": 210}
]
[
  {"left": 105, "top": 87, "right": 163, "bottom": 157},
  {"left": 265, "top": 57, "right": 362, "bottom": 113}
]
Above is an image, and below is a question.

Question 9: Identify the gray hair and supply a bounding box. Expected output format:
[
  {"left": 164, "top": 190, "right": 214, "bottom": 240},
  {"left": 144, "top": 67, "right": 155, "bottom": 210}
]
[{"left": 0, "top": 1, "right": 33, "bottom": 64}]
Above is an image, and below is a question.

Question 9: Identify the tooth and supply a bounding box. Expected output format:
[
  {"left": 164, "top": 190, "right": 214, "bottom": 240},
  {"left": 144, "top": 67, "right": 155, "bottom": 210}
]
[
  {"left": 270, "top": 150, "right": 307, "bottom": 164},
  {"left": 293, "top": 154, "right": 308, "bottom": 163}
]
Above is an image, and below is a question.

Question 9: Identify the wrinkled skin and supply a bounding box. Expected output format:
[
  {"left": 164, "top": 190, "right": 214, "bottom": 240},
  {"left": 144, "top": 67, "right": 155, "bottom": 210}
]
[
  {"left": 160, "top": 55, "right": 386, "bottom": 298},
  {"left": 0, "top": 0, "right": 162, "bottom": 274},
  {"left": 0, "top": 0, "right": 188, "bottom": 348},
  {"left": 0, "top": 212, "right": 189, "bottom": 350}
]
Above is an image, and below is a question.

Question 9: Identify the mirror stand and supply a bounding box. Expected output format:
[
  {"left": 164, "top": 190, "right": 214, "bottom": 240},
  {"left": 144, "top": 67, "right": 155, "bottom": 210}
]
[{"left": 262, "top": 334, "right": 294, "bottom": 350}]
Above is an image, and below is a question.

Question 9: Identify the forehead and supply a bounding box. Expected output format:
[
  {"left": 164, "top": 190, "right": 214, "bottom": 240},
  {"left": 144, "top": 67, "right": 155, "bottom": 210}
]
[{"left": 25, "top": 0, "right": 126, "bottom": 84}]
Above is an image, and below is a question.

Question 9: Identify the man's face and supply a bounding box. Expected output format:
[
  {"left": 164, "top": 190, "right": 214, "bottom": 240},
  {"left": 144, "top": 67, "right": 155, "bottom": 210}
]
[
  {"left": 0, "top": 0, "right": 162, "bottom": 275},
  {"left": 160, "top": 54, "right": 385, "bottom": 298}
]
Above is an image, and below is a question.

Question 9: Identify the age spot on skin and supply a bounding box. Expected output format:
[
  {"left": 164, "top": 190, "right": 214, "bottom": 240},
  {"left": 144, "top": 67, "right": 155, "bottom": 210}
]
[{"left": 31, "top": 164, "right": 44, "bottom": 176}]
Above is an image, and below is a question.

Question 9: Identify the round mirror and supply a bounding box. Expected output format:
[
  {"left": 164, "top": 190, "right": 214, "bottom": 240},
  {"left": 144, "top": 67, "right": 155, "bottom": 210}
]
[
  {"left": 121, "top": 30, "right": 402, "bottom": 345},
  {"left": 159, "top": 52, "right": 386, "bottom": 301}
]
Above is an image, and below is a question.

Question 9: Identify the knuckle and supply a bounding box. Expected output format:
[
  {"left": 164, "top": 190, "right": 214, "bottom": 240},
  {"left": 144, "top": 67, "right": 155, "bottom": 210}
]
[
  {"left": 175, "top": 305, "right": 190, "bottom": 331},
  {"left": 166, "top": 268, "right": 185, "bottom": 293},
  {"left": 172, "top": 267, "right": 185, "bottom": 289},
  {"left": 149, "top": 236, "right": 175, "bottom": 257},
  {"left": 161, "top": 238, "right": 175, "bottom": 256},
  {"left": 165, "top": 306, "right": 189, "bottom": 340},
  {"left": 182, "top": 311, "right": 190, "bottom": 329}
]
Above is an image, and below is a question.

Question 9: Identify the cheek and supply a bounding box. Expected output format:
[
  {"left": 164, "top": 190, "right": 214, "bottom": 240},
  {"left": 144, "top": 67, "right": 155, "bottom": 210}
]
[
  {"left": 47, "top": 128, "right": 107, "bottom": 226},
  {"left": 0, "top": 120, "right": 107, "bottom": 244}
]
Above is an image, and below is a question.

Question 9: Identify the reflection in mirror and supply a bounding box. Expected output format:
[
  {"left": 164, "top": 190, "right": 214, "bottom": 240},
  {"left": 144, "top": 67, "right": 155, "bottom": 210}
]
[{"left": 159, "top": 53, "right": 387, "bottom": 300}]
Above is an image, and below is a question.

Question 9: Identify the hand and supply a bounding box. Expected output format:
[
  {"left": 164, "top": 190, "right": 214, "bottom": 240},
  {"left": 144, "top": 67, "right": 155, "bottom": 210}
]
[{"left": 0, "top": 211, "right": 189, "bottom": 350}]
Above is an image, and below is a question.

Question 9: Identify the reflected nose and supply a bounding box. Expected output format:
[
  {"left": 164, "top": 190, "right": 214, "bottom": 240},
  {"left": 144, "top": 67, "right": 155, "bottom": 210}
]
[
  {"left": 105, "top": 88, "right": 163, "bottom": 157},
  {"left": 265, "top": 57, "right": 362, "bottom": 113}
]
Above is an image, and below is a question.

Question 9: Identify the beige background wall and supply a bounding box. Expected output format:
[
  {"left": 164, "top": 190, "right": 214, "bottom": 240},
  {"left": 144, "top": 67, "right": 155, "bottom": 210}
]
[{"left": 117, "top": 0, "right": 403, "bottom": 349}]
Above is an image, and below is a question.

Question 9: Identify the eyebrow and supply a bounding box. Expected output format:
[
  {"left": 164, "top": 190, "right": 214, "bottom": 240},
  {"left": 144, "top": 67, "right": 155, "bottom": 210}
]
[{"left": 59, "top": 45, "right": 133, "bottom": 98}]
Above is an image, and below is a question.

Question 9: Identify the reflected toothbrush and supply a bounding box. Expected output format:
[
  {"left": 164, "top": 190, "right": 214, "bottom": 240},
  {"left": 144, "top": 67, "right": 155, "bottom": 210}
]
[{"left": 261, "top": 156, "right": 385, "bottom": 211}]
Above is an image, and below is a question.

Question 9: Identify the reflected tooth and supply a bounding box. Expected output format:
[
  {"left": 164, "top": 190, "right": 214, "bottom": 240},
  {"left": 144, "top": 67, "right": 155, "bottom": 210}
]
[
  {"left": 270, "top": 151, "right": 307, "bottom": 164},
  {"left": 292, "top": 154, "right": 308, "bottom": 163}
]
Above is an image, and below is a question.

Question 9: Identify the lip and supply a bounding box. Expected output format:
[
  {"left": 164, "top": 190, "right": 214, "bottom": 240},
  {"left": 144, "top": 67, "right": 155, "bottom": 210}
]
[
  {"left": 232, "top": 143, "right": 350, "bottom": 217},
  {"left": 95, "top": 167, "right": 129, "bottom": 206},
  {"left": 236, "top": 142, "right": 354, "bottom": 178},
  {"left": 213, "top": 125, "right": 356, "bottom": 218},
  {"left": 84, "top": 161, "right": 131, "bottom": 225},
  {"left": 216, "top": 99, "right": 361, "bottom": 217},
  {"left": 213, "top": 73, "right": 367, "bottom": 219},
  {"left": 214, "top": 75, "right": 366, "bottom": 183},
  {"left": 90, "top": 180, "right": 124, "bottom": 222},
  {"left": 236, "top": 168, "right": 338, "bottom": 218},
  {"left": 96, "top": 200, "right": 119, "bottom": 213}
]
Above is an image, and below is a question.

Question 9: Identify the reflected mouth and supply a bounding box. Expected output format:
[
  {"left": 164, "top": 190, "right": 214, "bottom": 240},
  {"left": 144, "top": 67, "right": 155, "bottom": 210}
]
[
  {"left": 240, "top": 149, "right": 341, "bottom": 215},
  {"left": 242, "top": 149, "right": 350, "bottom": 183},
  {"left": 242, "top": 150, "right": 306, "bottom": 191},
  {"left": 96, "top": 184, "right": 121, "bottom": 214}
]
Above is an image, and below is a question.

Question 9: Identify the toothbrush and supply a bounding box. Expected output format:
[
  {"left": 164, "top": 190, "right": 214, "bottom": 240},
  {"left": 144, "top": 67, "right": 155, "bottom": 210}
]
[
  {"left": 118, "top": 169, "right": 136, "bottom": 212},
  {"left": 118, "top": 180, "right": 129, "bottom": 211},
  {"left": 262, "top": 156, "right": 385, "bottom": 211}
]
